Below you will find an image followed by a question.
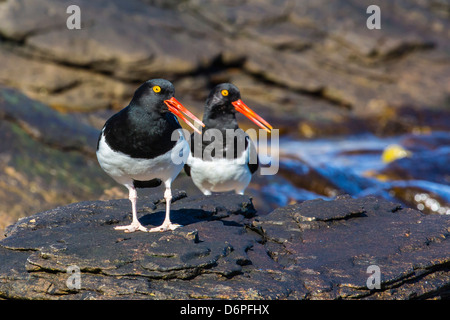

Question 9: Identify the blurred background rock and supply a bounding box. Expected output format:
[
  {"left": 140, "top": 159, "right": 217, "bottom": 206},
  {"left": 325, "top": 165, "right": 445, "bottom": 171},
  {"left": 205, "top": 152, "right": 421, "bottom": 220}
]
[{"left": 0, "top": 0, "right": 449, "bottom": 235}]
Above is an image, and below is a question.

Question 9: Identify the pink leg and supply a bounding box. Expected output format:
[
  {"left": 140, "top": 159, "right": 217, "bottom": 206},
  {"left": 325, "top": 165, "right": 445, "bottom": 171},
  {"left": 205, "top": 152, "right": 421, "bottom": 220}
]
[
  {"left": 114, "top": 185, "right": 148, "bottom": 232},
  {"left": 149, "top": 183, "right": 182, "bottom": 232}
]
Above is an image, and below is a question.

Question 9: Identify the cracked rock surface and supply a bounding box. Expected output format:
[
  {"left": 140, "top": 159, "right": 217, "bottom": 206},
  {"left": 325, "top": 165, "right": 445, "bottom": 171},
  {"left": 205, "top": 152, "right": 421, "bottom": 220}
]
[{"left": 0, "top": 193, "right": 448, "bottom": 299}]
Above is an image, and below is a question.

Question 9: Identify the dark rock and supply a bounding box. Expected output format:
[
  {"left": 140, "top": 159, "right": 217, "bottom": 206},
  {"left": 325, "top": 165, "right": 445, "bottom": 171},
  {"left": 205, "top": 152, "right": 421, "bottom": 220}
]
[
  {"left": 277, "top": 154, "right": 375, "bottom": 198},
  {"left": 357, "top": 180, "right": 450, "bottom": 216},
  {"left": 0, "top": 86, "right": 117, "bottom": 234},
  {"left": 0, "top": 86, "right": 99, "bottom": 155},
  {"left": 0, "top": 193, "right": 448, "bottom": 299},
  {"left": 0, "top": 0, "right": 448, "bottom": 136},
  {"left": 388, "top": 184, "right": 450, "bottom": 215},
  {"left": 369, "top": 107, "right": 450, "bottom": 137},
  {"left": 252, "top": 195, "right": 450, "bottom": 299}
]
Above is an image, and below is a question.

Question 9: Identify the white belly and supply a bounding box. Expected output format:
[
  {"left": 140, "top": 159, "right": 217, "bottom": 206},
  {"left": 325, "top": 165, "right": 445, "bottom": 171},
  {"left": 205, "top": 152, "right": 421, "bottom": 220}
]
[
  {"left": 187, "top": 153, "right": 252, "bottom": 194},
  {"left": 97, "top": 129, "right": 189, "bottom": 186}
]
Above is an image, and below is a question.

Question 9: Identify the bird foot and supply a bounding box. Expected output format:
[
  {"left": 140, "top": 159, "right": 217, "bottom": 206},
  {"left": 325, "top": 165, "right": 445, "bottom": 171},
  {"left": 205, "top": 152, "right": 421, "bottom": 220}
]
[
  {"left": 114, "top": 222, "right": 148, "bottom": 233},
  {"left": 148, "top": 222, "right": 182, "bottom": 232}
]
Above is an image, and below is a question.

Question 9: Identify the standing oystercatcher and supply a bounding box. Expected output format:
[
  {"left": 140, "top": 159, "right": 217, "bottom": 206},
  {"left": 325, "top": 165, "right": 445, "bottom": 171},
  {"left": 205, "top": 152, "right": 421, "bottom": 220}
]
[
  {"left": 96, "top": 79, "right": 204, "bottom": 232},
  {"left": 184, "top": 83, "right": 272, "bottom": 195}
]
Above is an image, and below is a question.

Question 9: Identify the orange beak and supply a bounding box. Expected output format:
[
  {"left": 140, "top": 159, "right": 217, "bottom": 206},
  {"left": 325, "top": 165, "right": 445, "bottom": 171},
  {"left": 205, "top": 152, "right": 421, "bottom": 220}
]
[
  {"left": 232, "top": 99, "right": 273, "bottom": 133},
  {"left": 164, "top": 97, "right": 205, "bottom": 134}
]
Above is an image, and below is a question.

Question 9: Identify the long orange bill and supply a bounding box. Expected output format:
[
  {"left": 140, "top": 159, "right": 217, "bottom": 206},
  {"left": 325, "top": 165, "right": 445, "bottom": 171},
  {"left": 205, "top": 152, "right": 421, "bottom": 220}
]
[
  {"left": 164, "top": 97, "right": 205, "bottom": 134},
  {"left": 232, "top": 99, "right": 273, "bottom": 133}
]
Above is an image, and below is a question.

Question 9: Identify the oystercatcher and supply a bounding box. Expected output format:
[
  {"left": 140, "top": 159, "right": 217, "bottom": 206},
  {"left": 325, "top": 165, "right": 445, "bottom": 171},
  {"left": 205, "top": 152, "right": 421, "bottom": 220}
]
[
  {"left": 184, "top": 83, "right": 272, "bottom": 195},
  {"left": 96, "top": 79, "right": 204, "bottom": 232}
]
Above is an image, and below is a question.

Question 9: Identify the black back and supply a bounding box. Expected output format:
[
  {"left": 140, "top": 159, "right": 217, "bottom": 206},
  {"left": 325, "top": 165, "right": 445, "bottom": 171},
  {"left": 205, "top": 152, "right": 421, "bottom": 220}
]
[
  {"left": 100, "top": 106, "right": 180, "bottom": 159},
  {"left": 97, "top": 79, "right": 182, "bottom": 159}
]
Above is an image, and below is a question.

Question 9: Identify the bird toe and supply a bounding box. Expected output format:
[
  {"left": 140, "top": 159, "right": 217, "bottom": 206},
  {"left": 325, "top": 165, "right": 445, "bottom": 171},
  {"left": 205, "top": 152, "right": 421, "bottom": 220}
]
[
  {"left": 114, "top": 223, "right": 148, "bottom": 233},
  {"left": 148, "top": 222, "right": 182, "bottom": 232}
]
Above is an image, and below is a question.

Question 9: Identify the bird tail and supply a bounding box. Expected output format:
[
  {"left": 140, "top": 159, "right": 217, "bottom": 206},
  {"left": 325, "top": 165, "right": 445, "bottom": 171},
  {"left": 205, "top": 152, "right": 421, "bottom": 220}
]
[{"left": 133, "top": 179, "right": 162, "bottom": 188}]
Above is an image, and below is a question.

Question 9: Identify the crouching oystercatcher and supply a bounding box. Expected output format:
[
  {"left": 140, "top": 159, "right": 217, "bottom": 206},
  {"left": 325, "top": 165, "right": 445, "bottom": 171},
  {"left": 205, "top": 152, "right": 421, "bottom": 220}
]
[
  {"left": 96, "top": 79, "right": 204, "bottom": 232},
  {"left": 184, "top": 83, "right": 272, "bottom": 195}
]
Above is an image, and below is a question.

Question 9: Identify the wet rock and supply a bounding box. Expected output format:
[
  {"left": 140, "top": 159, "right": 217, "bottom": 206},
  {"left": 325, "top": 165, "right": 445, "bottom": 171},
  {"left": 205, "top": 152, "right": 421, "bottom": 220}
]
[
  {"left": 370, "top": 140, "right": 450, "bottom": 214},
  {"left": 389, "top": 184, "right": 450, "bottom": 216},
  {"left": 277, "top": 153, "right": 376, "bottom": 200},
  {"left": 400, "top": 132, "right": 450, "bottom": 152},
  {"left": 277, "top": 156, "right": 344, "bottom": 198},
  {"left": 0, "top": 193, "right": 448, "bottom": 299},
  {"left": 379, "top": 148, "right": 450, "bottom": 185},
  {"left": 357, "top": 180, "right": 450, "bottom": 216}
]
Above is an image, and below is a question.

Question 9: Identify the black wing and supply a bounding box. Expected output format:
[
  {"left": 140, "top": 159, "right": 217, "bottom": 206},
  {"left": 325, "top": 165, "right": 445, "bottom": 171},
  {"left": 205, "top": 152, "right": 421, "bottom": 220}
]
[
  {"left": 103, "top": 107, "right": 180, "bottom": 159},
  {"left": 184, "top": 163, "right": 191, "bottom": 176},
  {"left": 186, "top": 129, "right": 259, "bottom": 174},
  {"left": 183, "top": 131, "right": 197, "bottom": 176},
  {"left": 188, "top": 129, "right": 250, "bottom": 160},
  {"left": 246, "top": 135, "right": 259, "bottom": 174},
  {"left": 133, "top": 179, "right": 162, "bottom": 189}
]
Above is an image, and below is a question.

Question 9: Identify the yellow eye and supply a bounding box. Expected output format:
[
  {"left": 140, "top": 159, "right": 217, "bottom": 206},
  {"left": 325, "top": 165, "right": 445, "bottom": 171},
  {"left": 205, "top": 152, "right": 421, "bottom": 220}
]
[
  {"left": 153, "top": 86, "right": 161, "bottom": 93},
  {"left": 221, "top": 89, "right": 229, "bottom": 96}
]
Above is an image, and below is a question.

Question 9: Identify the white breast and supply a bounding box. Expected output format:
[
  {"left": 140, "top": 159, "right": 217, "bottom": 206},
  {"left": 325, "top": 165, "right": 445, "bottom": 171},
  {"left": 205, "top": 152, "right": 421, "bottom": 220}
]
[{"left": 97, "top": 129, "right": 189, "bottom": 186}]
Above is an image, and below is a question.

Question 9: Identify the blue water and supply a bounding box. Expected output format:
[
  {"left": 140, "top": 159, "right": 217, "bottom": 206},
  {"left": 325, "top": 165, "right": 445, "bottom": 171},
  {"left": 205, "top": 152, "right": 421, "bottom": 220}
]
[
  {"left": 261, "top": 132, "right": 450, "bottom": 214},
  {"left": 280, "top": 134, "right": 399, "bottom": 175}
]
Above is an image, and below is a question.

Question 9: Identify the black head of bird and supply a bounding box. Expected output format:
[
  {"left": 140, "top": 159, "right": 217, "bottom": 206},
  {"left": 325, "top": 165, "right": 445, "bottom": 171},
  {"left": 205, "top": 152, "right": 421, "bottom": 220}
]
[
  {"left": 204, "top": 83, "right": 272, "bottom": 133},
  {"left": 131, "top": 78, "right": 204, "bottom": 133}
]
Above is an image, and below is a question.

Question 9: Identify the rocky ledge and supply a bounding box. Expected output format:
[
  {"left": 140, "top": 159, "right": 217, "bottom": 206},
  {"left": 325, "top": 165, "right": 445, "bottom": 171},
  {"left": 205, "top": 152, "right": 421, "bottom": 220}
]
[{"left": 0, "top": 192, "right": 449, "bottom": 300}]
